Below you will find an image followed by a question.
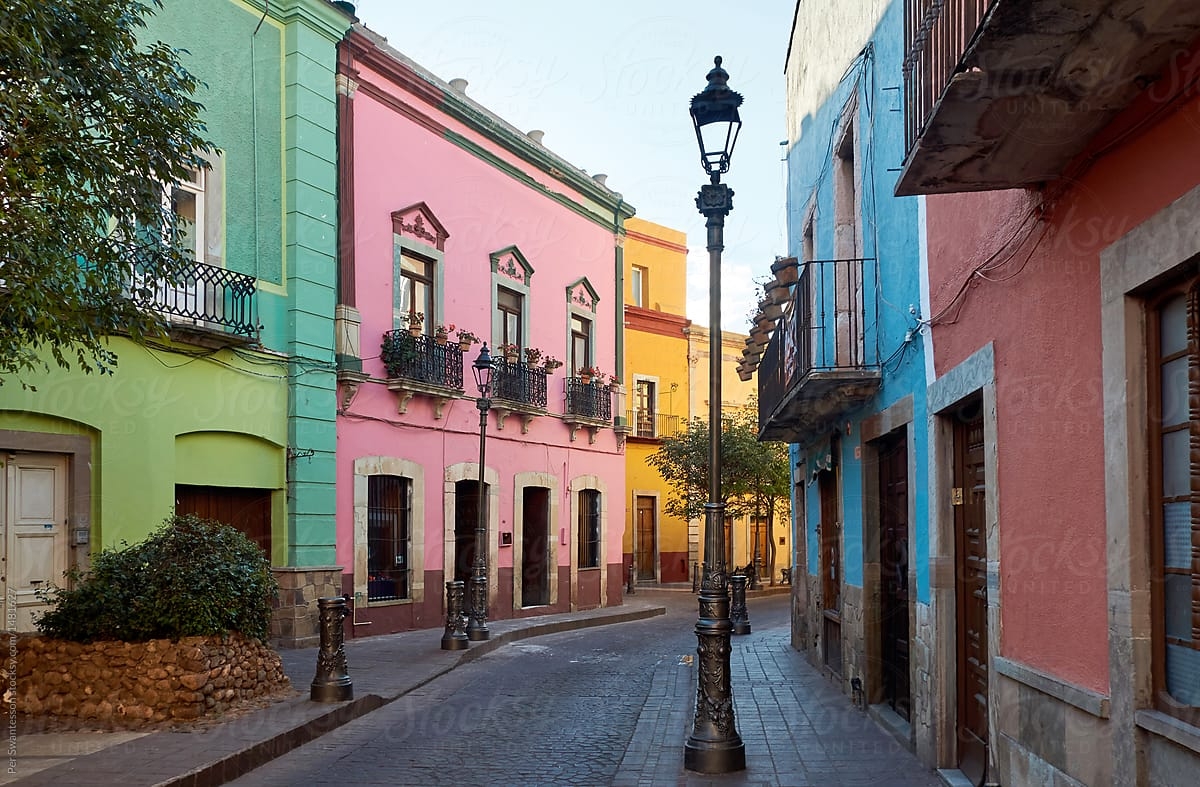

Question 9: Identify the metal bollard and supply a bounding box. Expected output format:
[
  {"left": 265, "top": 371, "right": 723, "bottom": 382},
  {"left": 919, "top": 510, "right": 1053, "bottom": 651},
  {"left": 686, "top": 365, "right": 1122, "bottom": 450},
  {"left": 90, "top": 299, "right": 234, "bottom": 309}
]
[
  {"left": 441, "top": 580, "right": 469, "bottom": 650},
  {"left": 626, "top": 558, "right": 636, "bottom": 595},
  {"left": 310, "top": 596, "right": 353, "bottom": 702},
  {"left": 692, "top": 561, "right": 699, "bottom": 593},
  {"left": 753, "top": 555, "right": 764, "bottom": 590},
  {"left": 730, "top": 574, "right": 751, "bottom": 635}
]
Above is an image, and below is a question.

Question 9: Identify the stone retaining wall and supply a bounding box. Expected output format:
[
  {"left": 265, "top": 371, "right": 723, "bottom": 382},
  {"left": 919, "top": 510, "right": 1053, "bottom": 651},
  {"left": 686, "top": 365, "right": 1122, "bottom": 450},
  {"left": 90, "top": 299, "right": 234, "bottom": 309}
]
[{"left": 5, "top": 633, "right": 290, "bottom": 726}]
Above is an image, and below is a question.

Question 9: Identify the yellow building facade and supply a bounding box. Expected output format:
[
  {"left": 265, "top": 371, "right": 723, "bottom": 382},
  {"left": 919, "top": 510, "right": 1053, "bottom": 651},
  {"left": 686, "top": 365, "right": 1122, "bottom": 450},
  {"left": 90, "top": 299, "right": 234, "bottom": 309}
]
[
  {"left": 687, "top": 324, "right": 792, "bottom": 584},
  {"left": 621, "top": 218, "right": 693, "bottom": 584}
]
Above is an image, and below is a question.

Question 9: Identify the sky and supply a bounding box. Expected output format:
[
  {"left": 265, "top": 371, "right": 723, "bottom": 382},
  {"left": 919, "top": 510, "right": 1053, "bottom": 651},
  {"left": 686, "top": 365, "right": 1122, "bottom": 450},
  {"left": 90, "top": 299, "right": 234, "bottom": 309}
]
[{"left": 351, "top": 0, "right": 795, "bottom": 332}]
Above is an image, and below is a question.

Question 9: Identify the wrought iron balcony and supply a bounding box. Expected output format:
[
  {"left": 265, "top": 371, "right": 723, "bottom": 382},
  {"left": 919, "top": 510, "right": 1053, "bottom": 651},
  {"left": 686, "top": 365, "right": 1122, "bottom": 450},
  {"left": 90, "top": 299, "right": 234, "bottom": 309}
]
[
  {"left": 563, "top": 377, "right": 613, "bottom": 443},
  {"left": 897, "top": 0, "right": 1200, "bottom": 195},
  {"left": 626, "top": 410, "right": 682, "bottom": 440},
  {"left": 493, "top": 359, "right": 548, "bottom": 409},
  {"left": 129, "top": 260, "right": 258, "bottom": 337},
  {"left": 758, "top": 258, "right": 881, "bottom": 444},
  {"left": 381, "top": 330, "right": 464, "bottom": 418},
  {"left": 490, "top": 358, "right": 549, "bottom": 432}
]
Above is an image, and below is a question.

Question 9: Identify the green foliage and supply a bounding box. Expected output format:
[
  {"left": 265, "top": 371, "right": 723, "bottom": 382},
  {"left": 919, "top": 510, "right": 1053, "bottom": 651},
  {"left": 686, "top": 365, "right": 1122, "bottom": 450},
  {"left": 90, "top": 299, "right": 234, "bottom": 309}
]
[
  {"left": 0, "top": 0, "right": 214, "bottom": 384},
  {"left": 647, "top": 400, "right": 791, "bottom": 522},
  {"left": 380, "top": 330, "right": 418, "bottom": 377},
  {"left": 36, "top": 513, "right": 277, "bottom": 643}
]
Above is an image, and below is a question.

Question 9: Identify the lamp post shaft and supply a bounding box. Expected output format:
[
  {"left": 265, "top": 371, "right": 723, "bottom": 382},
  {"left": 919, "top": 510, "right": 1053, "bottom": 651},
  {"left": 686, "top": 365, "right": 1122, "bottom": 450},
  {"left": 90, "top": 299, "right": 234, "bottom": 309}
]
[
  {"left": 467, "top": 396, "right": 490, "bottom": 641},
  {"left": 685, "top": 178, "right": 745, "bottom": 774}
]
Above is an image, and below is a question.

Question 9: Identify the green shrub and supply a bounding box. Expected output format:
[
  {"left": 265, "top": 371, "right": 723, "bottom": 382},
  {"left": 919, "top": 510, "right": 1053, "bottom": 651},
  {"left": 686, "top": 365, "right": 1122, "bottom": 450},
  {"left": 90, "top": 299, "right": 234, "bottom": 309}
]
[{"left": 36, "top": 513, "right": 277, "bottom": 643}]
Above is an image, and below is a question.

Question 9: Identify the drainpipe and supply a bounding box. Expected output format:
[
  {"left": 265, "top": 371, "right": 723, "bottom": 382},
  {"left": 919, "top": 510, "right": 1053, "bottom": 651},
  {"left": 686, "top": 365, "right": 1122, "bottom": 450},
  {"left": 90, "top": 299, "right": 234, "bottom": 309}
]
[{"left": 613, "top": 196, "right": 625, "bottom": 385}]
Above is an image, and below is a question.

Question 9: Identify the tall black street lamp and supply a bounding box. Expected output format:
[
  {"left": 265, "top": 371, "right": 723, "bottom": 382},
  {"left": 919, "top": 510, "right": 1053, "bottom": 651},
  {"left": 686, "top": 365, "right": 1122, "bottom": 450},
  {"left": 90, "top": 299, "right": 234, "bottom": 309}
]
[
  {"left": 684, "top": 56, "right": 746, "bottom": 775},
  {"left": 467, "top": 343, "right": 494, "bottom": 641}
]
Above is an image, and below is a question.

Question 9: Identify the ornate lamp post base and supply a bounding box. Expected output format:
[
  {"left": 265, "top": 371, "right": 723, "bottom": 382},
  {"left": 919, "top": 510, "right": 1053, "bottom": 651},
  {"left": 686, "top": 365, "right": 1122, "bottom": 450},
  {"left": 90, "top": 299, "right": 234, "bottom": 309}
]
[
  {"left": 685, "top": 571, "right": 746, "bottom": 773},
  {"left": 466, "top": 573, "right": 490, "bottom": 641}
]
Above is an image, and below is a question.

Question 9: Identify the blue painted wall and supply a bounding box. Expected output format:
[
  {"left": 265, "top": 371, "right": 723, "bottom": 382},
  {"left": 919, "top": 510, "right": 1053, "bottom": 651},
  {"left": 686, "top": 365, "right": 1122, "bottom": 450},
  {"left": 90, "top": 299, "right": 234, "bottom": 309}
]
[{"left": 784, "top": 0, "right": 932, "bottom": 604}]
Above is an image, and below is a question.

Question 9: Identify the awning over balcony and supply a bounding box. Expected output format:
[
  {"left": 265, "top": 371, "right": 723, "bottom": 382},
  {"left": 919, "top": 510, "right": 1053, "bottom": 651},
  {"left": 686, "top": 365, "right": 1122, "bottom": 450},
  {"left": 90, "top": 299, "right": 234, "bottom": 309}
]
[{"left": 897, "top": 0, "right": 1200, "bottom": 195}]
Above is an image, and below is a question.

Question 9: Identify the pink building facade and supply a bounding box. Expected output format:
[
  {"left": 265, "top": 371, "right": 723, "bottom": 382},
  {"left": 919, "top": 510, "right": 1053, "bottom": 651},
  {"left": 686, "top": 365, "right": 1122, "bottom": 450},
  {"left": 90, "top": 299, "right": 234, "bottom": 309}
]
[
  {"left": 902, "top": 5, "right": 1200, "bottom": 785},
  {"left": 332, "top": 27, "right": 634, "bottom": 637}
]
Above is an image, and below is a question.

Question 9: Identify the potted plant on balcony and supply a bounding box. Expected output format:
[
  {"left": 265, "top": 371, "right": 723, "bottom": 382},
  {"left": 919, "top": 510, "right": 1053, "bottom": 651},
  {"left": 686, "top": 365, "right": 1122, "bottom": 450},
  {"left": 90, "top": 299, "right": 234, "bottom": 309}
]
[
  {"left": 380, "top": 330, "right": 418, "bottom": 378},
  {"left": 523, "top": 346, "right": 543, "bottom": 366},
  {"left": 499, "top": 342, "right": 520, "bottom": 363},
  {"left": 543, "top": 356, "right": 563, "bottom": 374},
  {"left": 434, "top": 322, "right": 454, "bottom": 346},
  {"left": 578, "top": 365, "right": 602, "bottom": 385},
  {"left": 456, "top": 328, "right": 480, "bottom": 352},
  {"left": 404, "top": 311, "right": 424, "bottom": 337}
]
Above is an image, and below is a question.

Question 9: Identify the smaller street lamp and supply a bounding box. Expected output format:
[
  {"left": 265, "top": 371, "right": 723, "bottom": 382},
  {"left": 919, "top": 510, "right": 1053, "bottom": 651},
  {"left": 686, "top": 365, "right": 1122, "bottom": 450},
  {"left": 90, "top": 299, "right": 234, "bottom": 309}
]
[{"left": 467, "top": 343, "right": 494, "bottom": 641}]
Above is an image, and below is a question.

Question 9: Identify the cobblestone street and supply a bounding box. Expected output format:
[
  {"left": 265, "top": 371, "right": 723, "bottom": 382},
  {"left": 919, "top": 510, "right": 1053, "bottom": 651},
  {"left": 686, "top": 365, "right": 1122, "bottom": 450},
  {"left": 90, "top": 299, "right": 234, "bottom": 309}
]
[{"left": 229, "top": 592, "right": 938, "bottom": 786}]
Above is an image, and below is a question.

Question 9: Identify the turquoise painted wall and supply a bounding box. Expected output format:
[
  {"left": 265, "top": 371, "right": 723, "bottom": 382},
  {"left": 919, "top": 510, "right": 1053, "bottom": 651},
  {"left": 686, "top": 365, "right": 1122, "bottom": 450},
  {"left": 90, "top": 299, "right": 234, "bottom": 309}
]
[
  {"left": 786, "top": 0, "right": 932, "bottom": 603},
  {"left": 145, "top": 0, "right": 349, "bottom": 566}
]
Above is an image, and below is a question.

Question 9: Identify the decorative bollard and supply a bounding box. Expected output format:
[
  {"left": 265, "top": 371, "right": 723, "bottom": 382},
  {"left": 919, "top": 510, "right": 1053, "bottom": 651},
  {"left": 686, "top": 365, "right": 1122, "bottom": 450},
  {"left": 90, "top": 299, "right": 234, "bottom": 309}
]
[
  {"left": 753, "top": 555, "right": 764, "bottom": 590},
  {"left": 692, "top": 561, "right": 699, "bottom": 593},
  {"left": 730, "top": 574, "right": 751, "bottom": 635},
  {"left": 441, "top": 580, "right": 470, "bottom": 650},
  {"left": 310, "top": 596, "right": 353, "bottom": 702},
  {"left": 627, "top": 558, "right": 636, "bottom": 595}
]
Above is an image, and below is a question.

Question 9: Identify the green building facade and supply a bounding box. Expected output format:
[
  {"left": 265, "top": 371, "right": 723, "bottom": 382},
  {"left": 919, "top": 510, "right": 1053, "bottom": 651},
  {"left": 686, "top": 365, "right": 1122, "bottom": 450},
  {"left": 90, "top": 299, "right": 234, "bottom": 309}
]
[{"left": 0, "top": 0, "right": 351, "bottom": 645}]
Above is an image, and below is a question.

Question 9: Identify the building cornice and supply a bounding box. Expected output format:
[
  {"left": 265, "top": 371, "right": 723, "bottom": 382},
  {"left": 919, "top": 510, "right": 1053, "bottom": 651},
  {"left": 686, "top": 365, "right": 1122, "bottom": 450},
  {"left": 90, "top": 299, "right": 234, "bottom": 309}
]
[
  {"left": 625, "top": 306, "right": 690, "bottom": 338},
  {"left": 627, "top": 228, "right": 688, "bottom": 254},
  {"left": 345, "top": 27, "right": 635, "bottom": 226}
]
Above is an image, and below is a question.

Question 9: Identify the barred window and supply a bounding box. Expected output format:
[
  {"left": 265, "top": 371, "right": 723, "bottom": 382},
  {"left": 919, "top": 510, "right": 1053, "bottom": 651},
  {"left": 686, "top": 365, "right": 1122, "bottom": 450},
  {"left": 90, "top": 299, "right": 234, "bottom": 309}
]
[
  {"left": 578, "top": 489, "right": 601, "bottom": 569},
  {"left": 367, "top": 475, "right": 411, "bottom": 602}
]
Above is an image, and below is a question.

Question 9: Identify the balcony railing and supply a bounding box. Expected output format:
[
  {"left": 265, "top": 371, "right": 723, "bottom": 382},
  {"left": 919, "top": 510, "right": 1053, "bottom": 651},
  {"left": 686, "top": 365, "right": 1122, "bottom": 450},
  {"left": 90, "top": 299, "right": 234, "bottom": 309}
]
[
  {"left": 380, "top": 330, "right": 464, "bottom": 390},
  {"left": 626, "top": 410, "right": 682, "bottom": 439},
  {"left": 493, "top": 359, "right": 548, "bottom": 409},
  {"left": 758, "top": 258, "right": 881, "bottom": 444},
  {"left": 566, "top": 377, "right": 612, "bottom": 422},
  {"left": 129, "top": 260, "right": 258, "bottom": 336},
  {"left": 902, "top": 0, "right": 992, "bottom": 155}
]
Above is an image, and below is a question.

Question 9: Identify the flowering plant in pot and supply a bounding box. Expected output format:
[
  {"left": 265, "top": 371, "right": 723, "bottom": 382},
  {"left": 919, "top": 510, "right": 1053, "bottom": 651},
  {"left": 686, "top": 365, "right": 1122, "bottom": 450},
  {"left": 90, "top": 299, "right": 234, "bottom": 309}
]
[
  {"left": 498, "top": 342, "right": 520, "bottom": 362},
  {"left": 523, "top": 346, "right": 543, "bottom": 365},
  {"left": 542, "top": 356, "right": 564, "bottom": 373},
  {"left": 434, "top": 322, "right": 455, "bottom": 345},
  {"left": 404, "top": 311, "right": 424, "bottom": 336},
  {"left": 577, "top": 365, "right": 602, "bottom": 384},
  {"left": 455, "top": 328, "right": 480, "bottom": 351}
]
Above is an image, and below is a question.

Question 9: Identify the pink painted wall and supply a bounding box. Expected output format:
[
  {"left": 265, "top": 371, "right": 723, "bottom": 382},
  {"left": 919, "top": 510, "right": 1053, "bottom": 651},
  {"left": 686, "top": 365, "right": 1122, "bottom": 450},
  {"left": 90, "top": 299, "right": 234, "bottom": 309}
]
[
  {"left": 336, "top": 50, "right": 626, "bottom": 615},
  {"left": 926, "top": 87, "right": 1200, "bottom": 694}
]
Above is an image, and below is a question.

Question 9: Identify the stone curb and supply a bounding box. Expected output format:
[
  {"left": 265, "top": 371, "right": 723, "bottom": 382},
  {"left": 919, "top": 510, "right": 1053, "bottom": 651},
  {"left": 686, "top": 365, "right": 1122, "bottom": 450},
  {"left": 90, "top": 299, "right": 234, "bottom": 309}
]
[{"left": 157, "top": 605, "right": 666, "bottom": 787}]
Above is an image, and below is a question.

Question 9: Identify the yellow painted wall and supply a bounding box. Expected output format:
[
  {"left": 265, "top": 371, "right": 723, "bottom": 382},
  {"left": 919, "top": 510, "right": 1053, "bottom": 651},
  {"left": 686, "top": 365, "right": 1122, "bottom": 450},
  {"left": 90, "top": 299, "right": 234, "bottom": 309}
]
[
  {"left": 688, "top": 325, "right": 791, "bottom": 581},
  {"left": 622, "top": 218, "right": 693, "bottom": 583}
]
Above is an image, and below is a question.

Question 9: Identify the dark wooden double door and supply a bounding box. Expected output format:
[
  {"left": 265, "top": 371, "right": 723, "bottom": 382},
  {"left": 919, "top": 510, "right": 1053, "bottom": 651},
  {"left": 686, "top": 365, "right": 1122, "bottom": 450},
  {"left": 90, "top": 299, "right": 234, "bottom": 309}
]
[{"left": 877, "top": 434, "right": 910, "bottom": 721}]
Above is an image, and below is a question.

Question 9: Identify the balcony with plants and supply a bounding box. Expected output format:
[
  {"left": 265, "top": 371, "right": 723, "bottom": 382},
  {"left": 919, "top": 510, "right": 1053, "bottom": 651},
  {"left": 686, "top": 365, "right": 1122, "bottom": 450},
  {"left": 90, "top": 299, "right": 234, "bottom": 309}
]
[
  {"left": 757, "top": 257, "right": 881, "bottom": 444},
  {"left": 563, "top": 366, "right": 614, "bottom": 443},
  {"left": 380, "top": 316, "right": 471, "bottom": 418},
  {"left": 490, "top": 344, "right": 558, "bottom": 432},
  {"left": 896, "top": 0, "right": 1200, "bottom": 195}
]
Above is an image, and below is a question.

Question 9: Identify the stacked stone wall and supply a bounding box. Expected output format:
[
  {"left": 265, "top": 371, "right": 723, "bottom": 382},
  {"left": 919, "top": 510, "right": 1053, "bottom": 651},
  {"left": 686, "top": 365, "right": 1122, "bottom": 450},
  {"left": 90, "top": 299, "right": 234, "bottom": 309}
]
[{"left": 5, "top": 633, "right": 289, "bottom": 726}]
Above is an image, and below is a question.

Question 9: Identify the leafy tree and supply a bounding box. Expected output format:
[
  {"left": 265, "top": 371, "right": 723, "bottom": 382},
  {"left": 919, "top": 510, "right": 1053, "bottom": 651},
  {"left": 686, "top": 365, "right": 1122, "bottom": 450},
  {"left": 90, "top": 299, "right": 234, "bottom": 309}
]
[
  {"left": 0, "top": 0, "right": 213, "bottom": 383},
  {"left": 647, "top": 400, "right": 791, "bottom": 581}
]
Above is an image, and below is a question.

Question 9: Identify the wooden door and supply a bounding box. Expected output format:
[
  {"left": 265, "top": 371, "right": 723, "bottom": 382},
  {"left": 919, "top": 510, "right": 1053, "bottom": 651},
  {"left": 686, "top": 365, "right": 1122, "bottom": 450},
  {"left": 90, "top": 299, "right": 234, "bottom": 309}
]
[
  {"left": 521, "top": 487, "right": 549, "bottom": 606},
  {"left": 954, "top": 404, "right": 989, "bottom": 784},
  {"left": 635, "top": 496, "right": 656, "bottom": 581},
  {"left": 819, "top": 466, "right": 842, "bottom": 675},
  {"left": 879, "top": 434, "right": 911, "bottom": 721},
  {"left": 454, "top": 480, "right": 484, "bottom": 585},
  {"left": 1, "top": 454, "right": 69, "bottom": 632},
  {"left": 175, "top": 485, "right": 272, "bottom": 555}
]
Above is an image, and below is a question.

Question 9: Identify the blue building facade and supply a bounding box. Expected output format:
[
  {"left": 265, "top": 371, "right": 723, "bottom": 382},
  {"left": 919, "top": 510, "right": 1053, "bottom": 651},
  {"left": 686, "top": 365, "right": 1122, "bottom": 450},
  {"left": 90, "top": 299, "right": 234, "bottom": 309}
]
[{"left": 754, "top": 0, "right": 930, "bottom": 747}]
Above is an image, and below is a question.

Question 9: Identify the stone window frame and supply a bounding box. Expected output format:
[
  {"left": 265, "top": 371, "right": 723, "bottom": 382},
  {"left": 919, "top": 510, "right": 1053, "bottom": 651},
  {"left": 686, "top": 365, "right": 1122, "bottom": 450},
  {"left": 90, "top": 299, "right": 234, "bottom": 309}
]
[
  {"left": 490, "top": 246, "right": 534, "bottom": 351},
  {"left": 568, "top": 474, "right": 608, "bottom": 609},
  {"left": 352, "top": 456, "right": 425, "bottom": 607},
  {"left": 443, "top": 462, "right": 501, "bottom": 607},
  {"left": 1101, "top": 181, "right": 1200, "bottom": 766}
]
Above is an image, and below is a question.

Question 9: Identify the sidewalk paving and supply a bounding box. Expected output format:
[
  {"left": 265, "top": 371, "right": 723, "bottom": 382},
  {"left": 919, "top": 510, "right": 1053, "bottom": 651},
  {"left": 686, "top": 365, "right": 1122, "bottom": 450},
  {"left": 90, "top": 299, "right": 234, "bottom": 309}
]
[{"left": 7, "top": 598, "right": 668, "bottom": 787}]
